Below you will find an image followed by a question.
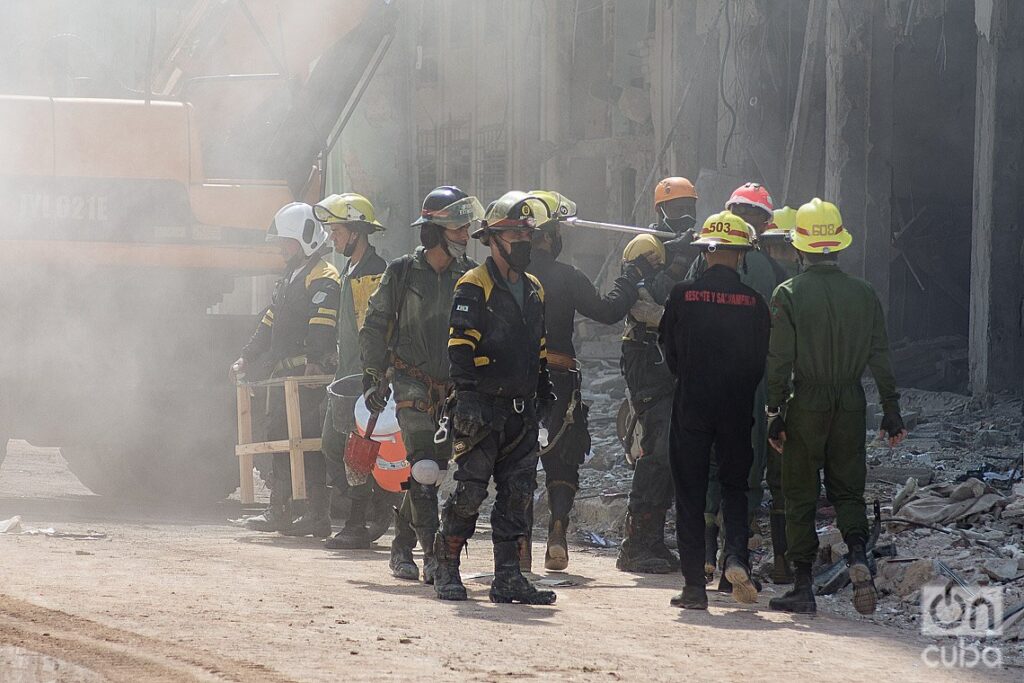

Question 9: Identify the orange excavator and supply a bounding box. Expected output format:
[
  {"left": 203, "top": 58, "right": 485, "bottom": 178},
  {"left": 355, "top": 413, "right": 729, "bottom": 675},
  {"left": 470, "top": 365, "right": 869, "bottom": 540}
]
[{"left": 0, "top": 0, "right": 400, "bottom": 499}]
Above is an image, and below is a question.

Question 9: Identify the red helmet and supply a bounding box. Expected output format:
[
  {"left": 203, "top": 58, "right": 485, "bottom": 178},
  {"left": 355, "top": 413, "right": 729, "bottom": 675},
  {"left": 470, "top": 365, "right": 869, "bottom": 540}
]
[{"left": 726, "top": 183, "right": 774, "bottom": 215}]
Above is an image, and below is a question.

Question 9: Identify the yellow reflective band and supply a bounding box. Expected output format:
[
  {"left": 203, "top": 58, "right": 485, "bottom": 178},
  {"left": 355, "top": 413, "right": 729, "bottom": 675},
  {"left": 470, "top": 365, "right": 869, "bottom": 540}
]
[
  {"left": 448, "top": 338, "right": 476, "bottom": 349},
  {"left": 540, "top": 350, "right": 548, "bottom": 359},
  {"left": 265, "top": 310, "right": 274, "bottom": 318},
  {"left": 449, "top": 327, "right": 482, "bottom": 342},
  {"left": 317, "top": 307, "right": 338, "bottom": 316},
  {"left": 473, "top": 357, "right": 491, "bottom": 367},
  {"left": 309, "top": 317, "right": 337, "bottom": 326}
]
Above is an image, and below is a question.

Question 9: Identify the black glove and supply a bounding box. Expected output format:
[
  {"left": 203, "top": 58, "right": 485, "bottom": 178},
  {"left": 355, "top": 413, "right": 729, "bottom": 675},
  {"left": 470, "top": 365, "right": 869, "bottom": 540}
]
[
  {"left": 662, "top": 230, "right": 696, "bottom": 257},
  {"left": 363, "top": 384, "right": 390, "bottom": 414},
  {"left": 879, "top": 411, "right": 905, "bottom": 439},
  {"left": 453, "top": 391, "right": 488, "bottom": 437},
  {"left": 622, "top": 255, "right": 657, "bottom": 285}
]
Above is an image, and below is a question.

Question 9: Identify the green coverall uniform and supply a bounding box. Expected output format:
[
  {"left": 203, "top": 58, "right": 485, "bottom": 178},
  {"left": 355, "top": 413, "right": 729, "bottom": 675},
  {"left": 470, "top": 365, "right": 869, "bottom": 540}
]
[
  {"left": 765, "top": 263, "right": 900, "bottom": 565},
  {"left": 359, "top": 247, "right": 474, "bottom": 577}
]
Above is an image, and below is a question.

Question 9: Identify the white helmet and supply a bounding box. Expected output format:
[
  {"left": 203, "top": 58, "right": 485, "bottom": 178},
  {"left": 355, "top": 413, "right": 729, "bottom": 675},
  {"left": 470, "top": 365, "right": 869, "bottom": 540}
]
[{"left": 266, "top": 202, "right": 328, "bottom": 257}]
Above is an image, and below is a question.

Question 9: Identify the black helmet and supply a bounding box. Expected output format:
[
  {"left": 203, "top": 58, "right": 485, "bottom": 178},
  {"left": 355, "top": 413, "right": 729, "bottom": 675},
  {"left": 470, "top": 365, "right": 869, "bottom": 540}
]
[{"left": 411, "top": 186, "right": 482, "bottom": 227}]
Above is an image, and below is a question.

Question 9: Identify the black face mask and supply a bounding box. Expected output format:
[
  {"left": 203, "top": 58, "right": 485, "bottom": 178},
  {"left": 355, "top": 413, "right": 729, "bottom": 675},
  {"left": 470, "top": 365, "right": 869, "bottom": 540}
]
[
  {"left": 497, "top": 236, "right": 532, "bottom": 273},
  {"left": 662, "top": 214, "right": 696, "bottom": 235},
  {"left": 342, "top": 232, "right": 359, "bottom": 258}
]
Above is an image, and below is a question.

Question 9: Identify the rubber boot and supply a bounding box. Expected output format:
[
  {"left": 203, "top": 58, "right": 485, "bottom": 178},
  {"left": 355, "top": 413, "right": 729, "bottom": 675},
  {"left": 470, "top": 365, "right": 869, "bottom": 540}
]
[
  {"left": 245, "top": 485, "right": 291, "bottom": 533},
  {"left": 616, "top": 509, "right": 674, "bottom": 574},
  {"left": 847, "top": 536, "right": 877, "bottom": 615},
  {"left": 517, "top": 535, "right": 533, "bottom": 573},
  {"left": 723, "top": 555, "right": 759, "bottom": 604},
  {"left": 768, "top": 562, "right": 816, "bottom": 614},
  {"left": 281, "top": 484, "right": 332, "bottom": 538},
  {"left": 545, "top": 518, "right": 569, "bottom": 571},
  {"left": 670, "top": 585, "right": 708, "bottom": 610},
  {"left": 414, "top": 521, "right": 439, "bottom": 585},
  {"left": 389, "top": 507, "right": 419, "bottom": 581},
  {"left": 649, "top": 507, "right": 680, "bottom": 569},
  {"left": 545, "top": 483, "right": 575, "bottom": 571},
  {"left": 703, "top": 523, "right": 719, "bottom": 583},
  {"left": 769, "top": 512, "right": 794, "bottom": 584},
  {"left": 326, "top": 494, "right": 371, "bottom": 549},
  {"left": 433, "top": 533, "right": 468, "bottom": 601},
  {"left": 489, "top": 540, "right": 556, "bottom": 605}
]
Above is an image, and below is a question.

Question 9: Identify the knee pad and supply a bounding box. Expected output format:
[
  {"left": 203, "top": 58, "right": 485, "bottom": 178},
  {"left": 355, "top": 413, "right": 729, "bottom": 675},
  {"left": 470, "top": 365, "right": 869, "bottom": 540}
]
[
  {"left": 449, "top": 481, "right": 488, "bottom": 519},
  {"left": 411, "top": 458, "right": 441, "bottom": 485},
  {"left": 408, "top": 479, "right": 439, "bottom": 505}
]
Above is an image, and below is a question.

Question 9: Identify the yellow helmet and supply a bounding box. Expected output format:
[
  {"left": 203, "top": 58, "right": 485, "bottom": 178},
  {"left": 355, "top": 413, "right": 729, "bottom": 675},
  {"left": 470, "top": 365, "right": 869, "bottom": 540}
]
[
  {"left": 472, "top": 191, "right": 549, "bottom": 243},
  {"left": 527, "top": 190, "right": 578, "bottom": 229},
  {"left": 691, "top": 211, "right": 755, "bottom": 250},
  {"left": 761, "top": 206, "right": 797, "bottom": 242},
  {"left": 313, "top": 193, "right": 385, "bottom": 232},
  {"left": 622, "top": 234, "right": 666, "bottom": 267},
  {"left": 792, "top": 198, "right": 851, "bottom": 254}
]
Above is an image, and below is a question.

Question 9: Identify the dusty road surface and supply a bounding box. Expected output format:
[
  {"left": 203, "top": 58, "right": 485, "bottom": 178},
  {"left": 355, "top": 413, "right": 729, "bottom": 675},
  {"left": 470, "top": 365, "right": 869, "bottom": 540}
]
[{"left": 0, "top": 442, "right": 1015, "bottom": 682}]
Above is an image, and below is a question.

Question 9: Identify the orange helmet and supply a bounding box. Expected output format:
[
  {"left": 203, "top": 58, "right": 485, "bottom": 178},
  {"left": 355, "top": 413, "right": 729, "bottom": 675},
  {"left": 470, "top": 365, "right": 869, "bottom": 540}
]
[
  {"left": 726, "top": 182, "right": 774, "bottom": 215},
  {"left": 653, "top": 177, "right": 697, "bottom": 208}
]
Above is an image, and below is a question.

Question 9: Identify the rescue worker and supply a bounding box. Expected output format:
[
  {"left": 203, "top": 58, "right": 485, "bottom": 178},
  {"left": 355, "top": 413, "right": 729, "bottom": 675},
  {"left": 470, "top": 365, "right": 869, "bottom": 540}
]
[
  {"left": 433, "top": 191, "right": 556, "bottom": 604},
  {"left": 360, "top": 186, "right": 482, "bottom": 582},
  {"left": 660, "top": 211, "right": 770, "bottom": 610},
  {"left": 314, "top": 193, "right": 389, "bottom": 548},
  {"left": 524, "top": 190, "right": 646, "bottom": 571},
  {"left": 616, "top": 177, "right": 698, "bottom": 574},
  {"left": 765, "top": 198, "right": 907, "bottom": 616},
  {"left": 697, "top": 183, "right": 787, "bottom": 587},
  {"left": 233, "top": 202, "right": 340, "bottom": 536},
  {"left": 756, "top": 205, "right": 799, "bottom": 584}
]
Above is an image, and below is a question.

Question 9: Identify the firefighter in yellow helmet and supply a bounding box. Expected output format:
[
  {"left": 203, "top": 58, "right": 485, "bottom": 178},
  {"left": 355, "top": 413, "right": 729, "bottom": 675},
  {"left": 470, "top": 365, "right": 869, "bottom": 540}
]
[
  {"left": 766, "top": 198, "right": 906, "bottom": 616},
  {"left": 521, "top": 190, "right": 644, "bottom": 571},
  {"left": 313, "top": 192, "right": 390, "bottom": 548},
  {"left": 760, "top": 206, "right": 799, "bottom": 279},
  {"left": 615, "top": 178, "right": 700, "bottom": 574},
  {"left": 659, "top": 211, "right": 770, "bottom": 609},
  {"left": 434, "top": 191, "right": 556, "bottom": 605}
]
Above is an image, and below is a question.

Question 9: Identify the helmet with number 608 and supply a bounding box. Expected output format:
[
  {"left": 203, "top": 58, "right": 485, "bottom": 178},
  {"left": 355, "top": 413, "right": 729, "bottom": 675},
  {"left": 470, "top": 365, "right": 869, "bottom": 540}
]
[
  {"left": 791, "top": 198, "right": 851, "bottom": 254},
  {"left": 691, "top": 211, "right": 755, "bottom": 251}
]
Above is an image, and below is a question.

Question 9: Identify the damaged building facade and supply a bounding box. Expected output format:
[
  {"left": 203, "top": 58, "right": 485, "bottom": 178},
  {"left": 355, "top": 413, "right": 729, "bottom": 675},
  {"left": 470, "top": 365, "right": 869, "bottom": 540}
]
[{"left": 336, "top": 0, "right": 1023, "bottom": 398}]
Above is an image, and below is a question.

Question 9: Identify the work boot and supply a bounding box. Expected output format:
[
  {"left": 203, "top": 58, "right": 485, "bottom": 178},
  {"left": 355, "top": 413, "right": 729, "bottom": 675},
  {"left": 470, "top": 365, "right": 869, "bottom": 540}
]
[
  {"left": 489, "top": 540, "right": 556, "bottom": 605},
  {"left": 545, "top": 518, "right": 569, "bottom": 571},
  {"left": 704, "top": 523, "right": 719, "bottom": 583},
  {"left": 769, "top": 512, "right": 793, "bottom": 584},
  {"left": 649, "top": 508, "right": 680, "bottom": 569},
  {"left": 389, "top": 509, "right": 419, "bottom": 581},
  {"left": 433, "top": 533, "right": 468, "bottom": 601},
  {"left": 518, "top": 534, "right": 533, "bottom": 573},
  {"left": 281, "top": 485, "right": 332, "bottom": 538},
  {"left": 245, "top": 485, "right": 291, "bottom": 533},
  {"left": 616, "top": 510, "right": 674, "bottom": 574},
  {"left": 847, "top": 537, "right": 877, "bottom": 615},
  {"left": 724, "top": 555, "right": 759, "bottom": 604},
  {"left": 416, "top": 528, "right": 439, "bottom": 585},
  {"left": 325, "top": 497, "right": 371, "bottom": 549},
  {"left": 768, "top": 562, "right": 816, "bottom": 614},
  {"left": 670, "top": 585, "right": 708, "bottom": 610}
]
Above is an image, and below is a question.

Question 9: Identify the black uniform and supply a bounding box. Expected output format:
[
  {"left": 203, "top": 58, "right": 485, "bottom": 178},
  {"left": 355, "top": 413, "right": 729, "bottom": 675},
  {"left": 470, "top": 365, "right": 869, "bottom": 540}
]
[
  {"left": 241, "top": 254, "right": 341, "bottom": 502},
  {"left": 659, "top": 264, "right": 770, "bottom": 587},
  {"left": 527, "top": 249, "right": 638, "bottom": 531},
  {"left": 443, "top": 257, "right": 553, "bottom": 545}
]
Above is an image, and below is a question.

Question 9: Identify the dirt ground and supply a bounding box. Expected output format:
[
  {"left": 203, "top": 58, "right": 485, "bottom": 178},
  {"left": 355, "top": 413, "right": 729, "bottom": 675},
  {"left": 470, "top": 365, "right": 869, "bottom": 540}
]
[{"left": 0, "top": 442, "right": 1016, "bottom": 682}]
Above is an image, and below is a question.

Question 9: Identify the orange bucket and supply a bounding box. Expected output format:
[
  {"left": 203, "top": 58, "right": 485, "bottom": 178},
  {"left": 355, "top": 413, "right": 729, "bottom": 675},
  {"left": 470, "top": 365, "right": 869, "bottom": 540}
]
[{"left": 354, "top": 394, "right": 410, "bottom": 492}]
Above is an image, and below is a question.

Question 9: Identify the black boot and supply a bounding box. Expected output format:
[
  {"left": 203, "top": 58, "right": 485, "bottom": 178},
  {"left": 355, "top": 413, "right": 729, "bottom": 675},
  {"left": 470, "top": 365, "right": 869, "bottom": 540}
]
[
  {"left": 769, "top": 512, "right": 793, "bottom": 584},
  {"left": 649, "top": 508, "right": 680, "bottom": 569},
  {"left": 847, "top": 536, "right": 877, "bottom": 615},
  {"left": 433, "top": 533, "right": 468, "bottom": 601},
  {"left": 326, "top": 494, "right": 371, "bottom": 549},
  {"left": 616, "top": 509, "right": 674, "bottom": 574},
  {"left": 704, "top": 523, "right": 719, "bottom": 583},
  {"left": 282, "top": 484, "right": 332, "bottom": 538},
  {"left": 670, "top": 584, "right": 708, "bottom": 610},
  {"left": 723, "top": 555, "right": 759, "bottom": 604},
  {"left": 768, "top": 562, "right": 816, "bottom": 614},
  {"left": 518, "top": 535, "right": 533, "bottom": 574},
  {"left": 245, "top": 484, "right": 291, "bottom": 533},
  {"left": 389, "top": 507, "right": 419, "bottom": 581},
  {"left": 489, "top": 540, "right": 556, "bottom": 605}
]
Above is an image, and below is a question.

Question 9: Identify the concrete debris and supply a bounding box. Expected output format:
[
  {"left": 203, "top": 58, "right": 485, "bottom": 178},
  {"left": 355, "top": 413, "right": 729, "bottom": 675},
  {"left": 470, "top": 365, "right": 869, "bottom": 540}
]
[
  {"left": 876, "top": 559, "right": 937, "bottom": 597},
  {"left": 981, "top": 557, "right": 1020, "bottom": 582},
  {"left": 0, "top": 515, "right": 22, "bottom": 533}
]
